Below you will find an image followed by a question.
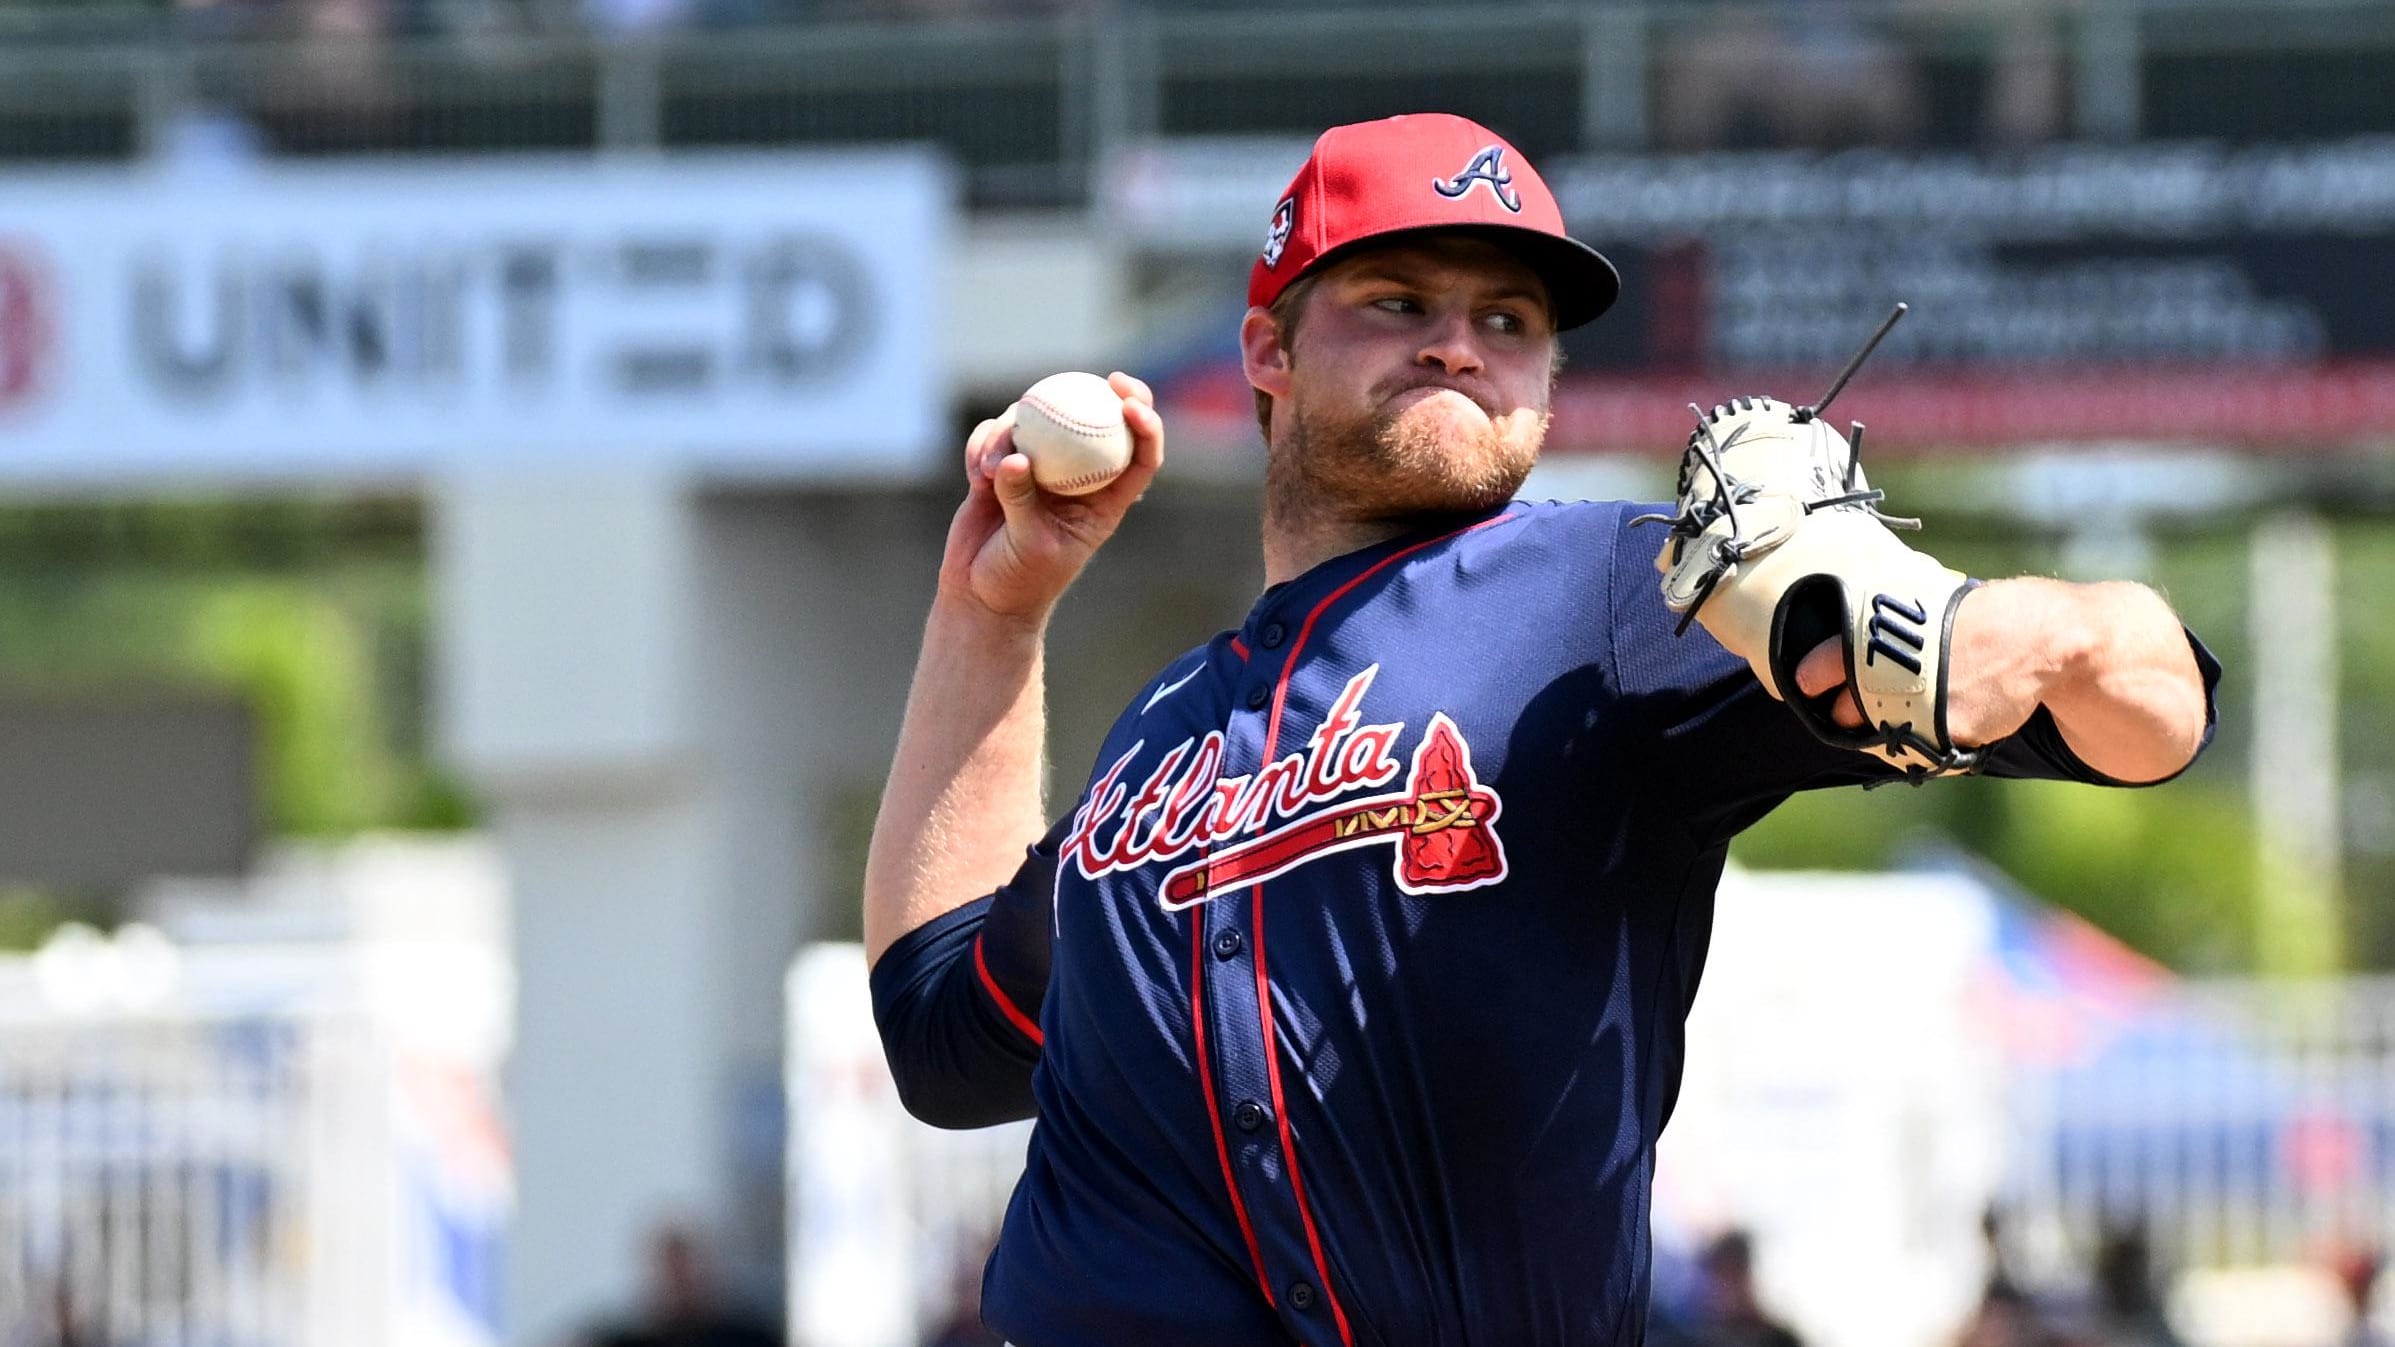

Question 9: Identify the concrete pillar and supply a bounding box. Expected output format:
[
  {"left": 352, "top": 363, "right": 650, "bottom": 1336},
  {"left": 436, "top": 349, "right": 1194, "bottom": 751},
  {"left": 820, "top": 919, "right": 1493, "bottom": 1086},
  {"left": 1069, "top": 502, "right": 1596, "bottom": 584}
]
[
  {"left": 432, "top": 466, "right": 728, "bottom": 1343},
  {"left": 432, "top": 467, "right": 1265, "bottom": 1345}
]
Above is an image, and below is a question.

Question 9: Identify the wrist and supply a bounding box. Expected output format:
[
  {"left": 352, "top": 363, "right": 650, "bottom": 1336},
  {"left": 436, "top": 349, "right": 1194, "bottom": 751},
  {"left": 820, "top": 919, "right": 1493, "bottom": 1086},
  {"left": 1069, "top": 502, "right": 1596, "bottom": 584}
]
[{"left": 931, "top": 587, "right": 1053, "bottom": 647}]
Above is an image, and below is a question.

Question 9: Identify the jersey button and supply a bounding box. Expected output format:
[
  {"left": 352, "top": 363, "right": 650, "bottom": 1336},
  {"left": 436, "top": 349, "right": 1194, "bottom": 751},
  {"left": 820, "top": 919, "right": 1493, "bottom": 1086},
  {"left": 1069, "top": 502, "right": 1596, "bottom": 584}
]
[
  {"left": 1212, "top": 930, "right": 1244, "bottom": 960},
  {"left": 1261, "top": 622, "right": 1286, "bottom": 649},
  {"left": 1288, "top": 1281, "right": 1317, "bottom": 1311},
  {"left": 1233, "top": 1100, "right": 1267, "bottom": 1132},
  {"left": 1245, "top": 684, "right": 1270, "bottom": 711}
]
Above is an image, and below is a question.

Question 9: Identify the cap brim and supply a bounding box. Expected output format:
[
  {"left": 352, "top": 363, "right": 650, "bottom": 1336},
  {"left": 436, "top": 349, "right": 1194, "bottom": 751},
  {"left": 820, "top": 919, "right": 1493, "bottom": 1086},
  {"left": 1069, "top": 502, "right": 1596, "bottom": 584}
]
[
  {"left": 1475, "top": 228, "right": 1621, "bottom": 331},
  {"left": 1305, "top": 224, "right": 1622, "bottom": 331}
]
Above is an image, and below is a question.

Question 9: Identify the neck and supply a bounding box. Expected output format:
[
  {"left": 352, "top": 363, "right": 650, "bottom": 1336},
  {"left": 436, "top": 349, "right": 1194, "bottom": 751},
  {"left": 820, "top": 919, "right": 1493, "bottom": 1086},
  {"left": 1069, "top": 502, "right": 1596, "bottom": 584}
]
[
  {"left": 1260, "top": 452, "right": 1422, "bottom": 585},
  {"left": 1260, "top": 453, "right": 1512, "bottom": 585},
  {"left": 1259, "top": 419, "right": 1525, "bottom": 584}
]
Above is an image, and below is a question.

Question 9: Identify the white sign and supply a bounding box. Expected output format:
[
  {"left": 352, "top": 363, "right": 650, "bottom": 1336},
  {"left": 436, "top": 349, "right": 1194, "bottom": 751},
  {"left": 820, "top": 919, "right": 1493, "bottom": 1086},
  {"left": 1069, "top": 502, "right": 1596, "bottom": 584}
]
[
  {"left": 1655, "top": 867, "right": 2006, "bottom": 1347},
  {"left": 1103, "top": 137, "right": 1312, "bottom": 250},
  {"left": 0, "top": 151, "right": 952, "bottom": 483}
]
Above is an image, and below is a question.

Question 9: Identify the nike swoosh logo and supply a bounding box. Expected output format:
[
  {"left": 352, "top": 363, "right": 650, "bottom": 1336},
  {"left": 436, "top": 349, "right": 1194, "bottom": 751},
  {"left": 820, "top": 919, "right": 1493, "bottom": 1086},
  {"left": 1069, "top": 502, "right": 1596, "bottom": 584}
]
[{"left": 1142, "top": 664, "right": 1205, "bottom": 714}]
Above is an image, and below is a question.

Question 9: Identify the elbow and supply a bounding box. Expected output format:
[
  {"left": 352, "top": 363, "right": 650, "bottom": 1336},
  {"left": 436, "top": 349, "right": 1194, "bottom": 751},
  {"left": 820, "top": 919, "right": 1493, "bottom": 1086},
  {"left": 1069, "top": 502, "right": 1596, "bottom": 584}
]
[
  {"left": 881, "top": 1049, "right": 1029, "bottom": 1121},
  {"left": 872, "top": 1004, "right": 1038, "bottom": 1130},
  {"left": 2109, "top": 730, "right": 2201, "bottom": 787},
  {"left": 2056, "top": 680, "right": 2204, "bottom": 785},
  {"left": 2158, "top": 681, "right": 2211, "bottom": 777},
  {"left": 866, "top": 897, "right": 1041, "bottom": 1130},
  {"left": 2088, "top": 666, "right": 2212, "bottom": 785},
  {"left": 889, "top": 1073, "right": 1023, "bottom": 1132},
  {"left": 886, "top": 1070, "right": 965, "bottom": 1129},
  {"left": 2059, "top": 585, "right": 2215, "bottom": 785},
  {"left": 2134, "top": 613, "right": 2216, "bottom": 782}
]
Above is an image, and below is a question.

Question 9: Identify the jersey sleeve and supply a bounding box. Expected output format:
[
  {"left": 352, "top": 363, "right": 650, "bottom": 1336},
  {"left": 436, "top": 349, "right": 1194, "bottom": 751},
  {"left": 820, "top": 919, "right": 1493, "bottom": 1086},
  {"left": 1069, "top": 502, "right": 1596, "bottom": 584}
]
[
  {"left": 866, "top": 820, "right": 1062, "bottom": 1130},
  {"left": 1602, "top": 503, "right": 2225, "bottom": 846}
]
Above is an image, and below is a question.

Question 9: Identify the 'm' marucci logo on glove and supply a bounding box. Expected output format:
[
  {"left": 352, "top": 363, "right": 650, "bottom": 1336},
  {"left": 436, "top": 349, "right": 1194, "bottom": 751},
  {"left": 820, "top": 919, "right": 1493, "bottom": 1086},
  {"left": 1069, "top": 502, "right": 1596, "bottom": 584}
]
[
  {"left": 1062, "top": 665, "right": 1509, "bottom": 911},
  {"left": 1865, "top": 593, "right": 1930, "bottom": 674}
]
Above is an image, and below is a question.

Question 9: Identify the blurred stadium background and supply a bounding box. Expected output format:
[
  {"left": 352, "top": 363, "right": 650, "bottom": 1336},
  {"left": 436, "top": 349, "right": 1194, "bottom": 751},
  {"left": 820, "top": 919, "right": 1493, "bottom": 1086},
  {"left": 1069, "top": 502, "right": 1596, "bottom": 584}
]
[{"left": 2, "top": 0, "right": 2394, "bottom": 1345}]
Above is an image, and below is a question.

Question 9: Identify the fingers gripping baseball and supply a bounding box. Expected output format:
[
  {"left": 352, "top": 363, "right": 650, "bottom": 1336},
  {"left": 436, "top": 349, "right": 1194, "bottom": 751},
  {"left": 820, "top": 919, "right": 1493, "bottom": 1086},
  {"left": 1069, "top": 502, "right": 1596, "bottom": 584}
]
[{"left": 941, "top": 372, "right": 1164, "bottom": 620}]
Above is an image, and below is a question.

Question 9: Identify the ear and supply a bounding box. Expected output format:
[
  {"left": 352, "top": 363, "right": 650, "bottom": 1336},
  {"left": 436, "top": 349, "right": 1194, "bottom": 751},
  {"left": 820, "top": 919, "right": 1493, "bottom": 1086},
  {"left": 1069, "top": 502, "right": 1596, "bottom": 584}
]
[{"left": 1240, "top": 306, "right": 1293, "bottom": 402}]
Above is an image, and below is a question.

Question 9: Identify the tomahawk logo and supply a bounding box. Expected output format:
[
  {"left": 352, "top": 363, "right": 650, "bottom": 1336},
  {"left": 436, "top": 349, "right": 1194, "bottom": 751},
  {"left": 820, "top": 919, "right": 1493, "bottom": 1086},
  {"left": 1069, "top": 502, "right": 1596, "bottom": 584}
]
[
  {"left": 1432, "top": 145, "right": 1522, "bottom": 213},
  {"left": 1062, "top": 665, "right": 1508, "bottom": 911},
  {"left": 0, "top": 246, "right": 53, "bottom": 413}
]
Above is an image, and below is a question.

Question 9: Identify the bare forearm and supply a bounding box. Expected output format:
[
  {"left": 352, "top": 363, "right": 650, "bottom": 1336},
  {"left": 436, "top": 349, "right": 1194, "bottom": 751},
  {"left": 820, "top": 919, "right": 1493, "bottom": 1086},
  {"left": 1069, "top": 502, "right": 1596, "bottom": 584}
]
[
  {"left": 864, "top": 595, "right": 1052, "bottom": 963},
  {"left": 2038, "top": 580, "right": 2208, "bottom": 783},
  {"left": 864, "top": 370, "right": 1163, "bottom": 962},
  {"left": 1953, "top": 577, "right": 2208, "bottom": 784}
]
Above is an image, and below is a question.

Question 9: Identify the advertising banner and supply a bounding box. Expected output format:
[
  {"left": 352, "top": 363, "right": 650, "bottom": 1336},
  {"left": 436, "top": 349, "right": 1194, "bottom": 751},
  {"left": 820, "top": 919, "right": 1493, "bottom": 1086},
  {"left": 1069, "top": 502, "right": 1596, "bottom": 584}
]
[
  {"left": 1130, "top": 137, "right": 2395, "bottom": 453},
  {"left": 0, "top": 151, "right": 951, "bottom": 483}
]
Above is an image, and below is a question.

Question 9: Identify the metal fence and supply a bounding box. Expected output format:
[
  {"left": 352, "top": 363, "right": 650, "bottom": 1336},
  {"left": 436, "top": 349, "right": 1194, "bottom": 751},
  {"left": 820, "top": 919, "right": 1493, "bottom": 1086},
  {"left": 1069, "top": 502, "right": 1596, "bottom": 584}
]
[
  {"left": 2006, "top": 977, "right": 2395, "bottom": 1281},
  {"left": 847, "top": 972, "right": 2395, "bottom": 1329},
  {"left": 0, "top": 932, "right": 506, "bottom": 1347},
  {"left": 0, "top": 1000, "right": 386, "bottom": 1347},
  {"left": 3, "top": 1, "right": 2395, "bottom": 206}
]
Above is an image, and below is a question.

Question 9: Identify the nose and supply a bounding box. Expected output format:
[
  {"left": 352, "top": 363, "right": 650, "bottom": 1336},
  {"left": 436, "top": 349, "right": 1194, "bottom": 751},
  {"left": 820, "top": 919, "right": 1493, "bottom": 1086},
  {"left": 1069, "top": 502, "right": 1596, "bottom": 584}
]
[{"left": 1415, "top": 310, "right": 1485, "bottom": 377}]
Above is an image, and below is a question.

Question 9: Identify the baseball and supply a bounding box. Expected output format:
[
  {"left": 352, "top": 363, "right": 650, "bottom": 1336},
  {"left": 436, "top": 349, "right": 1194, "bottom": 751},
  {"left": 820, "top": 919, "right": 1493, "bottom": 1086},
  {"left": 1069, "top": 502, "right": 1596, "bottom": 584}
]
[{"left": 1011, "top": 372, "right": 1133, "bottom": 496}]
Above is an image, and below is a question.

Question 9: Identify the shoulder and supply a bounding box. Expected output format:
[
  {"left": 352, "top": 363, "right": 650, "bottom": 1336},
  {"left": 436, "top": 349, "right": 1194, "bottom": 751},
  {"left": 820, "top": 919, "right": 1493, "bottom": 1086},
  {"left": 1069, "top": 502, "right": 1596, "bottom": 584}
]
[
  {"left": 1484, "top": 497, "right": 1671, "bottom": 597},
  {"left": 1092, "top": 631, "right": 1238, "bottom": 751},
  {"left": 1124, "top": 633, "right": 1231, "bottom": 709},
  {"left": 1502, "top": 497, "right": 1657, "bottom": 556}
]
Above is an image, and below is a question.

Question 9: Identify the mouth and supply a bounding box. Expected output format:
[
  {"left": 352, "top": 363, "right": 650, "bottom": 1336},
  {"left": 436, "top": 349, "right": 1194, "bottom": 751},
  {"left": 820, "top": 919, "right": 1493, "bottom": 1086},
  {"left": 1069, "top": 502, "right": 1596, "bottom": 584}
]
[{"left": 1383, "top": 382, "right": 1496, "bottom": 420}]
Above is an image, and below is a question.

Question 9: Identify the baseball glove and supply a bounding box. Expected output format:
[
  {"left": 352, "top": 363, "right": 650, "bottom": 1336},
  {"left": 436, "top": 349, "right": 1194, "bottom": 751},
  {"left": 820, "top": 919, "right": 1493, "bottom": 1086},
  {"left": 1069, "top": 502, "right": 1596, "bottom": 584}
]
[{"left": 1634, "top": 395, "right": 1981, "bottom": 782}]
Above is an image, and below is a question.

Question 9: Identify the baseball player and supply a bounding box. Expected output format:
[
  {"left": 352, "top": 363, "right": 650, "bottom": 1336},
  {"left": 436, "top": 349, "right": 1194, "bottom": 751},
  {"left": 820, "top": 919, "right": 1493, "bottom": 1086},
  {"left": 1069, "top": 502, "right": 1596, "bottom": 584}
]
[{"left": 866, "top": 113, "right": 2218, "bottom": 1347}]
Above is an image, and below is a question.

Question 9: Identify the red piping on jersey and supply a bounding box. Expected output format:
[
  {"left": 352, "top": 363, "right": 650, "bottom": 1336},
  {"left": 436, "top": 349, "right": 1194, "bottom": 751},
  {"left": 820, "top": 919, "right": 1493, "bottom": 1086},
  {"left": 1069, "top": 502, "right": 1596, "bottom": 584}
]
[
  {"left": 1249, "top": 883, "right": 1353, "bottom": 1346},
  {"left": 1247, "top": 511, "right": 1519, "bottom": 1347},
  {"left": 1229, "top": 635, "right": 1250, "bottom": 660},
  {"left": 972, "top": 933, "right": 1044, "bottom": 1046},
  {"left": 1191, "top": 918, "right": 1277, "bottom": 1305}
]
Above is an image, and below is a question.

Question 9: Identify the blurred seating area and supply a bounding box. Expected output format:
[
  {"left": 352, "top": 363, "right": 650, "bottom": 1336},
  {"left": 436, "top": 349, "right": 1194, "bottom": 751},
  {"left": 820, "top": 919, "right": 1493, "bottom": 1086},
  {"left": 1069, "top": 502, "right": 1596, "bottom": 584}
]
[{"left": 3, "top": 0, "right": 2395, "bottom": 206}]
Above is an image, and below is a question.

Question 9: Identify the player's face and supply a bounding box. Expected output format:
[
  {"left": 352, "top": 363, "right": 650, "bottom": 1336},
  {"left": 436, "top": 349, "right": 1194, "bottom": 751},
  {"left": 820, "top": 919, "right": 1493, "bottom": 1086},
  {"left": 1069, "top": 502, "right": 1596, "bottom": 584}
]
[{"left": 1258, "top": 236, "right": 1557, "bottom": 519}]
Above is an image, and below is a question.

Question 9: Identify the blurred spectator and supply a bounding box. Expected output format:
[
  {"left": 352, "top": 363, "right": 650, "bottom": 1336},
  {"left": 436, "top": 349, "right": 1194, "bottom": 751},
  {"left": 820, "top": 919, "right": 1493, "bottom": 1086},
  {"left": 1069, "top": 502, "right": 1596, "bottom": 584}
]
[
  {"left": 1953, "top": 1208, "right": 2058, "bottom": 1347},
  {"left": 2335, "top": 1246, "right": 2389, "bottom": 1347},
  {"left": 1905, "top": 0, "right": 2071, "bottom": 147},
  {"left": 1656, "top": 0, "right": 2075, "bottom": 151},
  {"left": 269, "top": 0, "right": 406, "bottom": 144},
  {"left": 150, "top": 103, "right": 269, "bottom": 172},
  {"left": 45, "top": 1278, "right": 110, "bottom": 1347},
  {"left": 1978, "top": 1206, "right": 2027, "bottom": 1305},
  {"left": 920, "top": 1235, "right": 1004, "bottom": 1347},
  {"left": 582, "top": 0, "right": 691, "bottom": 38},
  {"left": 922, "top": 1307, "right": 1004, "bottom": 1347},
  {"left": 1954, "top": 1293, "right": 2054, "bottom": 1347},
  {"left": 578, "top": 1221, "right": 779, "bottom": 1347},
  {"left": 1678, "top": 1230, "right": 1804, "bottom": 1347},
  {"left": 2084, "top": 1225, "right": 2181, "bottom": 1347},
  {"left": 1654, "top": 1, "right": 1926, "bottom": 151}
]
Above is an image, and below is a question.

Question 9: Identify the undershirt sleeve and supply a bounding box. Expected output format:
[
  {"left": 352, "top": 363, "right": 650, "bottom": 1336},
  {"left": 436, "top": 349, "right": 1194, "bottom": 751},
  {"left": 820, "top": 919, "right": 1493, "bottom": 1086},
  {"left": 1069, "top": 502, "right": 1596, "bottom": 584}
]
[{"left": 866, "top": 821, "right": 1063, "bottom": 1130}]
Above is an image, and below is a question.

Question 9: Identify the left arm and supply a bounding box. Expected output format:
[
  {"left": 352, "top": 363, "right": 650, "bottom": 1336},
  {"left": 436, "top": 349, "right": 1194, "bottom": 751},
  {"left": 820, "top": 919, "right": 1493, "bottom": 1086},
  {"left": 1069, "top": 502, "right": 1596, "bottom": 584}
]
[{"left": 1798, "top": 575, "right": 2210, "bottom": 785}]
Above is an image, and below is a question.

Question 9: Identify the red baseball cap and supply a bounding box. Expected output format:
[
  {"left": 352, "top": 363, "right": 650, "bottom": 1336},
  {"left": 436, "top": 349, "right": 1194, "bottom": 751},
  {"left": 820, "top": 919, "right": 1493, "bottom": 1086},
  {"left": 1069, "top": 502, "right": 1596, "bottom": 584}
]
[{"left": 1246, "top": 113, "right": 1620, "bottom": 330}]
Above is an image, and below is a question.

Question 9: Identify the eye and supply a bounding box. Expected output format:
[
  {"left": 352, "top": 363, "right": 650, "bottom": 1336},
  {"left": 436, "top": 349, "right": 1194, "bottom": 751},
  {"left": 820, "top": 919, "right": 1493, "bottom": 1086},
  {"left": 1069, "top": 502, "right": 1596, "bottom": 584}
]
[
  {"left": 1484, "top": 305, "right": 1547, "bottom": 337},
  {"left": 1370, "top": 295, "right": 1422, "bottom": 315}
]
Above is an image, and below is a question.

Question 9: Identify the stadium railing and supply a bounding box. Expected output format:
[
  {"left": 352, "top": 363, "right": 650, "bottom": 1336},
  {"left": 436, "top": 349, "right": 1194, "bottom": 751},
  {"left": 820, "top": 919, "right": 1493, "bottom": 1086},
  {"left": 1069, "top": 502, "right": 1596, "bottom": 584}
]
[{"left": 2, "top": 1, "right": 2394, "bottom": 207}]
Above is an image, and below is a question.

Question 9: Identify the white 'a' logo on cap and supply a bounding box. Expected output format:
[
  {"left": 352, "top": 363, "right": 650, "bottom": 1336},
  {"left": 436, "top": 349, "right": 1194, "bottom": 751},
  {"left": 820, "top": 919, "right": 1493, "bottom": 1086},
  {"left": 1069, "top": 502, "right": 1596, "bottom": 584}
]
[{"left": 1432, "top": 145, "right": 1522, "bottom": 213}]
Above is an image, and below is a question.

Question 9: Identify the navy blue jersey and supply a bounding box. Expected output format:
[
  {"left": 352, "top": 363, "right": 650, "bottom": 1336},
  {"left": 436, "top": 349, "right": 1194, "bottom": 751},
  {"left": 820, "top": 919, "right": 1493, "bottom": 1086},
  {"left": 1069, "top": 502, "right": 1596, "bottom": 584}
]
[{"left": 877, "top": 498, "right": 2220, "bottom": 1347}]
